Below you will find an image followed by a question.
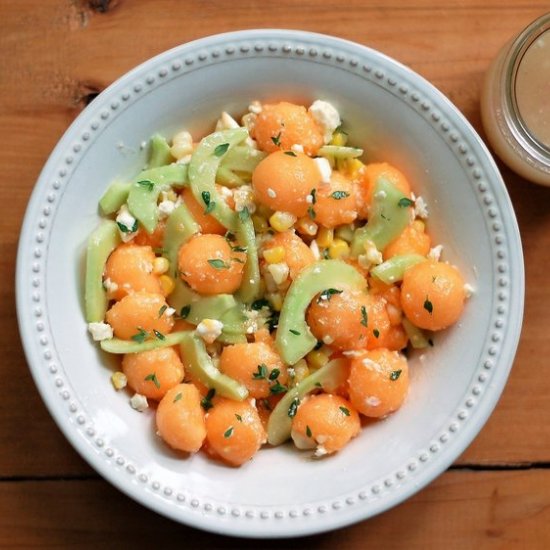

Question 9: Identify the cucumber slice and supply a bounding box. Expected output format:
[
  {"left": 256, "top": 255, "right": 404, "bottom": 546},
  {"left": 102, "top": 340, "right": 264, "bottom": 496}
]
[{"left": 100, "top": 330, "right": 191, "bottom": 354}]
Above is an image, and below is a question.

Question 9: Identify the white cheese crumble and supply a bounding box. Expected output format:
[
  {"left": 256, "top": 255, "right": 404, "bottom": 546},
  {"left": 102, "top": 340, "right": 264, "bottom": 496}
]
[
  {"left": 196, "top": 319, "right": 224, "bottom": 344},
  {"left": 215, "top": 111, "right": 240, "bottom": 131},
  {"left": 414, "top": 196, "right": 429, "bottom": 219},
  {"left": 103, "top": 277, "right": 118, "bottom": 294},
  {"left": 427, "top": 244, "right": 443, "bottom": 262},
  {"left": 111, "top": 372, "right": 127, "bottom": 391},
  {"left": 87, "top": 322, "right": 113, "bottom": 341},
  {"left": 170, "top": 130, "right": 194, "bottom": 160},
  {"left": 314, "top": 156, "right": 332, "bottom": 184},
  {"left": 164, "top": 307, "right": 176, "bottom": 317},
  {"left": 115, "top": 205, "right": 137, "bottom": 242},
  {"left": 314, "top": 445, "right": 329, "bottom": 458},
  {"left": 322, "top": 335, "right": 334, "bottom": 345},
  {"left": 291, "top": 143, "right": 304, "bottom": 154},
  {"left": 362, "top": 358, "right": 383, "bottom": 372},
  {"left": 130, "top": 393, "right": 148, "bottom": 412},
  {"left": 309, "top": 239, "right": 321, "bottom": 260},
  {"left": 267, "top": 187, "right": 277, "bottom": 198},
  {"left": 248, "top": 100, "right": 263, "bottom": 114},
  {"left": 158, "top": 199, "right": 177, "bottom": 219},
  {"left": 308, "top": 100, "right": 341, "bottom": 143},
  {"left": 233, "top": 185, "right": 256, "bottom": 213},
  {"left": 267, "top": 262, "right": 290, "bottom": 285},
  {"left": 358, "top": 239, "right": 383, "bottom": 270},
  {"left": 464, "top": 283, "right": 476, "bottom": 298}
]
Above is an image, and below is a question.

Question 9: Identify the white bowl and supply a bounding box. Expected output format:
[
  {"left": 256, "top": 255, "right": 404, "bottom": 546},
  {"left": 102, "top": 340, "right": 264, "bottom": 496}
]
[{"left": 16, "top": 30, "right": 524, "bottom": 538}]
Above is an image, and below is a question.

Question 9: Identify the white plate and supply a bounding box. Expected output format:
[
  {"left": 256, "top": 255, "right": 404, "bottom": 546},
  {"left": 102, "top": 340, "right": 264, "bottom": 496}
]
[{"left": 16, "top": 30, "right": 524, "bottom": 538}]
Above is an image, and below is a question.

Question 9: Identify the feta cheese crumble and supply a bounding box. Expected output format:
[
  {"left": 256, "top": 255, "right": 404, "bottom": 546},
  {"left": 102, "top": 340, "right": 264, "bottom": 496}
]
[
  {"left": 87, "top": 322, "right": 113, "bottom": 341},
  {"left": 313, "top": 156, "right": 332, "bottom": 184},
  {"left": 196, "top": 319, "right": 224, "bottom": 344},
  {"left": 267, "top": 262, "right": 290, "bottom": 285},
  {"left": 215, "top": 111, "right": 240, "bottom": 131},
  {"left": 414, "top": 196, "right": 429, "bottom": 219},
  {"left": 170, "top": 130, "right": 193, "bottom": 160},
  {"left": 103, "top": 278, "right": 118, "bottom": 294},
  {"left": 427, "top": 244, "right": 443, "bottom": 262},
  {"left": 115, "top": 205, "right": 137, "bottom": 242},
  {"left": 111, "top": 372, "right": 127, "bottom": 391},
  {"left": 464, "top": 283, "right": 476, "bottom": 298},
  {"left": 308, "top": 100, "right": 341, "bottom": 143},
  {"left": 130, "top": 393, "right": 148, "bottom": 412}
]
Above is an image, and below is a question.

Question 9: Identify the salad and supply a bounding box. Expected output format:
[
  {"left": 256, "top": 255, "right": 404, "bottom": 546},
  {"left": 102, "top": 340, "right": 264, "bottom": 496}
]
[{"left": 85, "top": 99, "right": 470, "bottom": 466}]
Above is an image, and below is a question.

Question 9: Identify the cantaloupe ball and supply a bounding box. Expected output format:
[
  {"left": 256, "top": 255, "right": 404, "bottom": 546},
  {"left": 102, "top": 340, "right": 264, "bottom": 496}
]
[
  {"left": 291, "top": 394, "right": 360, "bottom": 455},
  {"left": 311, "top": 172, "right": 358, "bottom": 228},
  {"left": 261, "top": 230, "right": 315, "bottom": 280},
  {"left": 156, "top": 384, "right": 206, "bottom": 453},
  {"left": 134, "top": 220, "right": 166, "bottom": 249},
  {"left": 181, "top": 187, "right": 226, "bottom": 235},
  {"left": 178, "top": 234, "right": 245, "bottom": 295},
  {"left": 105, "top": 291, "right": 174, "bottom": 340},
  {"left": 356, "top": 162, "right": 412, "bottom": 218},
  {"left": 384, "top": 220, "right": 431, "bottom": 260},
  {"left": 219, "top": 342, "right": 288, "bottom": 399},
  {"left": 307, "top": 288, "right": 390, "bottom": 350},
  {"left": 122, "top": 347, "right": 184, "bottom": 401},
  {"left": 401, "top": 261, "right": 466, "bottom": 331},
  {"left": 104, "top": 244, "right": 161, "bottom": 301},
  {"left": 252, "top": 102, "right": 324, "bottom": 155},
  {"left": 348, "top": 348, "right": 409, "bottom": 418},
  {"left": 252, "top": 151, "right": 321, "bottom": 217},
  {"left": 375, "top": 325, "right": 409, "bottom": 351},
  {"left": 205, "top": 398, "right": 266, "bottom": 466}
]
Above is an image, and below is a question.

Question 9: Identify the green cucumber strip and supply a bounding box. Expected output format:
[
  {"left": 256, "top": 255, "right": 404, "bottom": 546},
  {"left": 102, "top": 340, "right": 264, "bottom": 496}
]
[
  {"left": 370, "top": 254, "right": 426, "bottom": 284},
  {"left": 275, "top": 260, "right": 366, "bottom": 365},
  {"left": 188, "top": 128, "right": 248, "bottom": 231},
  {"left": 127, "top": 164, "right": 189, "bottom": 235},
  {"left": 185, "top": 295, "right": 237, "bottom": 325},
  {"left": 267, "top": 358, "right": 349, "bottom": 446},
  {"left": 162, "top": 202, "right": 200, "bottom": 276},
  {"left": 179, "top": 332, "right": 248, "bottom": 400},
  {"left": 402, "top": 318, "right": 430, "bottom": 349},
  {"left": 216, "top": 145, "right": 266, "bottom": 186},
  {"left": 317, "top": 145, "right": 363, "bottom": 159},
  {"left": 167, "top": 279, "right": 197, "bottom": 315},
  {"left": 100, "top": 330, "right": 191, "bottom": 354},
  {"left": 85, "top": 220, "right": 121, "bottom": 323},
  {"left": 235, "top": 214, "right": 260, "bottom": 304},
  {"left": 99, "top": 181, "right": 132, "bottom": 215},
  {"left": 350, "top": 177, "right": 411, "bottom": 257},
  {"left": 148, "top": 133, "right": 174, "bottom": 168}
]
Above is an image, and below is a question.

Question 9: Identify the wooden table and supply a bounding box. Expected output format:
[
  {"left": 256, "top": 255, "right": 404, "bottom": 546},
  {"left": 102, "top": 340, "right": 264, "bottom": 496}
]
[{"left": 2, "top": 1, "right": 549, "bottom": 547}]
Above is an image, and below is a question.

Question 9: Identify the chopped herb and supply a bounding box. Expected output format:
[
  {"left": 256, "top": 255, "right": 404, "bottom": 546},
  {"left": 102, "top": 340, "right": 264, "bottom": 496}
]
[
  {"left": 131, "top": 327, "right": 148, "bottom": 344},
  {"left": 208, "top": 259, "right": 229, "bottom": 270},
  {"left": 318, "top": 288, "right": 343, "bottom": 302},
  {"left": 380, "top": 212, "right": 389, "bottom": 221},
  {"left": 231, "top": 257, "right": 245, "bottom": 264},
  {"left": 424, "top": 297, "right": 433, "bottom": 314},
  {"left": 310, "top": 188, "right": 317, "bottom": 204},
  {"left": 322, "top": 248, "right": 330, "bottom": 259},
  {"left": 214, "top": 143, "right": 230, "bottom": 157},
  {"left": 339, "top": 406, "right": 350, "bottom": 416},
  {"left": 251, "top": 298, "right": 270, "bottom": 311},
  {"left": 271, "top": 132, "right": 281, "bottom": 147},
  {"left": 284, "top": 151, "right": 297, "bottom": 157},
  {"left": 235, "top": 414, "right": 242, "bottom": 422},
  {"left": 153, "top": 329, "right": 165, "bottom": 341},
  {"left": 307, "top": 206, "right": 316, "bottom": 220},
  {"left": 225, "top": 231, "right": 236, "bottom": 242},
  {"left": 153, "top": 247, "right": 167, "bottom": 255},
  {"left": 117, "top": 220, "right": 138, "bottom": 234},
  {"left": 314, "top": 340, "right": 323, "bottom": 350},
  {"left": 270, "top": 381, "right": 287, "bottom": 395},
  {"left": 289, "top": 329, "right": 301, "bottom": 336},
  {"left": 180, "top": 305, "right": 191, "bottom": 319},
  {"left": 231, "top": 245, "right": 247, "bottom": 253},
  {"left": 204, "top": 200, "right": 216, "bottom": 214},
  {"left": 288, "top": 398, "right": 300, "bottom": 418},
  {"left": 428, "top": 338, "right": 434, "bottom": 347},
  {"left": 136, "top": 179, "right": 154, "bottom": 192},
  {"left": 330, "top": 190, "right": 350, "bottom": 200},
  {"left": 261, "top": 398, "right": 272, "bottom": 411},
  {"left": 432, "top": 275, "right": 437, "bottom": 283},
  {"left": 200, "top": 388, "right": 216, "bottom": 411},
  {"left": 306, "top": 425, "right": 312, "bottom": 438},
  {"left": 390, "top": 369, "right": 402, "bottom": 381},
  {"left": 201, "top": 190, "right": 216, "bottom": 214},
  {"left": 314, "top": 382, "right": 322, "bottom": 388},
  {"left": 398, "top": 197, "right": 415, "bottom": 208},
  {"left": 373, "top": 328, "right": 380, "bottom": 338},
  {"left": 144, "top": 372, "right": 160, "bottom": 389},
  {"left": 239, "top": 207, "right": 250, "bottom": 221},
  {"left": 334, "top": 125, "right": 348, "bottom": 135},
  {"left": 173, "top": 392, "right": 182, "bottom": 403},
  {"left": 253, "top": 364, "right": 268, "bottom": 380},
  {"left": 158, "top": 305, "right": 167, "bottom": 318},
  {"left": 268, "top": 368, "right": 281, "bottom": 381},
  {"left": 223, "top": 426, "right": 234, "bottom": 438},
  {"left": 360, "top": 306, "right": 368, "bottom": 327},
  {"left": 267, "top": 310, "right": 280, "bottom": 331}
]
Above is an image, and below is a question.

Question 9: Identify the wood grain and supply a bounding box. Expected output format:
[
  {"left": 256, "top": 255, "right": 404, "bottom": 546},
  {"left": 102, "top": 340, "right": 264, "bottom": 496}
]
[{"left": 1, "top": 0, "right": 550, "bottom": 545}]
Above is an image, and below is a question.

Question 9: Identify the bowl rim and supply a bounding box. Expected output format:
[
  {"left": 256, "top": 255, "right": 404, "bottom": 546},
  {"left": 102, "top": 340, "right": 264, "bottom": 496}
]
[{"left": 16, "top": 28, "right": 524, "bottom": 538}]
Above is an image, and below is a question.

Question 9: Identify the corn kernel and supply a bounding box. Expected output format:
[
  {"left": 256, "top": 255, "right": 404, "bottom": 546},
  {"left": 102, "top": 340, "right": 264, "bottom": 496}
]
[
  {"left": 111, "top": 371, "right": 127, "bottom": 391},
  {"left": 328, "top": 238, "right": 350, "bottom": 259},
  {"left": 306, "top": 346, "right": 331, "bottom": 370},
  {"left": 267, "top": 292, "right": 283, "bottom": 312},
  {"left": 293, "top": 359, "right": 310, "bottom": 385},
  {"left": 252, "top": 214, "right": 269, "bottom": 233},
  {"left": 269, "top": 211, "right": 296, "bottom": 232},
  {"left": 345, "top": 158, "right": 365, "bottom": 178},
  {"left": 262, "top": 246, "right": 286, "bottom": 264},
  {"left": 412, "top": 219, "right": 426, "bottom": 232},
  {"left": 159, "top": 274, "right": 175, "bottom": 296},
  {"left": 295, "top": 217, "right": 318, "bottom": 236},
  {"left": 330, "top": 131, "right": 348, "bottom": 146},
  {"left": 267, "top": 262, "right": 289, "bottom": 285},
  {"left": 334, "top": 224, "right": 355, "bottom": 243},
  {"left": 153, "top": 257, "right": 170, "bottom": 275},
  {"left": 317, "top": 227, "right": 334, "bottom": 248},
  {"left": 170, "top": 130, "right": 194, "bottom": 160}
]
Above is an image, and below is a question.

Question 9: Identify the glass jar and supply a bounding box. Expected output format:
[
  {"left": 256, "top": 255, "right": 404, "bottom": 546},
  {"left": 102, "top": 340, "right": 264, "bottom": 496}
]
[{"left": 481, "top": 13, "right": 550, "bottom": 186}]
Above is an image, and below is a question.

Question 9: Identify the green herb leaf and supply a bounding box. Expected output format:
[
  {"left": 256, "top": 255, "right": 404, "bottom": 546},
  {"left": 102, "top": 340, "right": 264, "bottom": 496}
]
[
  {"left": 398, "top": 197, "right": 415, "bottom": 208},
  {"left": 289, "top": 329, "right": 300, "bottom": 336},
  {"left": 330, "top": 190, "right": 350, "bottom": 200},
  {"left": 339, "top": 406, "right": 350, "bottom": 416},
  {"left": 214, "top": 143, "right": 230, "bottom": 157},
  {"left": 180, "top": 305, "right": 191, "bottom": 319},
  {"left": 131, "top": 327, "right": 148, "bottom": 344},
  {"left": 201, "top": 388, "right": 216, "bottom": 411},
  {"left": 310, "top": 188, "right": 317, "bottom": 204},
  {"left": 373, "top": 328, "right": 380, "bottom": 338},
  {"left": 284, "top": 151, "right": 297, "bottom": 157},
  {"left": 235, "top": 414, "right": 242, "bottom": 422},
  {"left": 390, "top": 369, "right": 402, "bottom": 381},
  {"left": 268, "top": 368, "right": 281, "bottom": 381},
  {"left": 270, "top": 381, "right": 287, "bottom": 395},
  {"left": 153, "top": 329, "right": 165, "bottom": 341},
  {"left": 173, "top": 392, "right": 182, "bottom": 403},
  {"left": 204, "top": 200, "right": 216, "bottom": 214},
  {"left": 306, "top": 425, "right": 312, "bottom": 438},
  {"left": 144, "top": 372, "right": 160, "bottom": 389},
  {"left": 424, "top": 297, "right": 433, "bottom": 314},
  {"left": 307, "top": 206, "right": 316, "bottom": 220},
  {"left": 271, "top": 132, "right": 281, "bottom": 147},
  {"left": 223, "top": 426, "right": 234, "bottom": 438},
  {"left": 158, "top": 305, "right": 167, "bottom": 319},
  {"left": 116, "top": 220, "right": 138, "bottom": 234},
  {"left": 253, "top": 363, "right": 268, "bottom": 380},
  {"left": 318, "top": 288, "right": 343, "bottom": 303},
  {"left": 202, "top": 190, "right": 211, "bottom": 206},
  {"left": 288, "top": 398, "right": 300, "bottom": 418},
  {"left": 360, "top": 306, "right": 368, "bottom": 327},
  {"left": 251, "top": 298, "right": 270, "bottom": 311},
  {"left": 428, "top": 338, "right": 434, "bottom": 347},
  {"left": 231, "top": 245, "right": 247, "bottom": 253},
  {"left": 239, "top": 207, "right": 250, "bottom": 221},
  {"left": 314, "top": 381, "right": 322, "bottom": 388},
  {"left": 137, "top": 179, "right": 154, "bottom": 192},
  {"left": 208, "top": 259, "right": 229, "bottom": 270}
]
